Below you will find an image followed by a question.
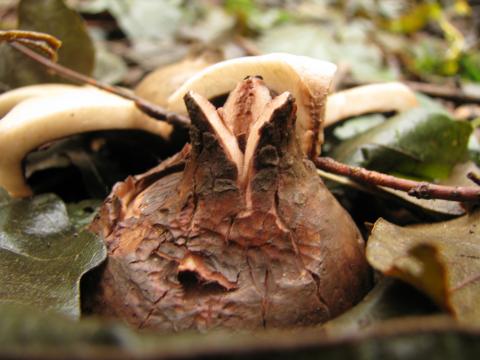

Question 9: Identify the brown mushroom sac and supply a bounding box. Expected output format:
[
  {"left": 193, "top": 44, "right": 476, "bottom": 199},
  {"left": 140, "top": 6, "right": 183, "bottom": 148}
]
[{"left": 90, "top": 77, "right": 370, "bottom": 332}]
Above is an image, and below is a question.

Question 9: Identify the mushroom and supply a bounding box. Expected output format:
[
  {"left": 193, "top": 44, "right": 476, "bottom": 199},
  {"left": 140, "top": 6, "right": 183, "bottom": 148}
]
[
  {"left": 0, "top": 83, "right": 78, "bottom": 118},
  {"left": 0, "top": 54, "right": 221, "bottom": 198},
  {"left": 90, "top": 76, "right": 371, "bottom": 331},
  {"left": 168, "top": 53, "right": 337, "bottom": 159},
  {"left": 0, "top": 54, "right": 418, "bottom": 198},
  {"left": 0, "top": 87, "right": 172, "bottom": 197},
  {"left": 167, "top": 54, "right": 419, "bottom": 158},
  {"left": 325, "top": 82, "right": 418, "bottom": 126}
]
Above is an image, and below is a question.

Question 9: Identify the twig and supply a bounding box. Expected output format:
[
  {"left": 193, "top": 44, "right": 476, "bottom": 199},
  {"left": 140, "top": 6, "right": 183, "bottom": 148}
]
[
  {"left": 405, "top": 81, "right": 480, "bottom": 105},
  {"left": 9, "top": 42, "right": 191, "bottom": 129},
  {"left": 343, "top": 79, "right": 480, "bottom": 105},
  {"left": 234, "top": 35, "right": 262, "bottom": 56},
  {"left": 467, "top": 172, "right": 480, "bottom": 186},
  {"left": 315, "top": 157, "right": 480, "bottom": 203}
]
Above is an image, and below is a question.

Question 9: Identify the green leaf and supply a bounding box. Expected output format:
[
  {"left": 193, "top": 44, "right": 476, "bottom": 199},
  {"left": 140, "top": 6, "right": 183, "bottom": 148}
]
[
  {"left": 387, "top": 3, "right": 441, "bottom": 34},
  {"left": 460, "top": 52, "right": 480, "bottom": 82},
  {"left": 331, "top": 108, "right": 472, "bottom": 180},
  {"left": 333, "top": 114, "right": 386, "bottom": 141},
  {"left": 66, "top": 199, "right": 101, "bottom": 230},
  {"left": 87, "top": 0, "right": 184, "bottom": 42},
  {"left": 0, "top": 0, "right": 94, "bottom": 90},
  {"left": 256, "top": 22, "right": 397, "bottom": 83},
  {"left": 409, "top": 35, "right": 460, "bottom": 78},
  {"left": 366, "top": 211, "right": 480, "bottom": 324},
  {"left": 225, "top": 0, "right": 289, "bottom": 32},
  {"left": 0, "top": 191, "right": 106, "bottom": 319}
]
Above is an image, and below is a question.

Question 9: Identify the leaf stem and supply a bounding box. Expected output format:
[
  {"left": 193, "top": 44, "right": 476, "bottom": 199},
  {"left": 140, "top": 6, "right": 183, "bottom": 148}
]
[
  {"left": 315, "top": 157, "right": 480, "bottom": 203},
  {"left": 467, "top": 172, "right": 480, "bottom": 186}
]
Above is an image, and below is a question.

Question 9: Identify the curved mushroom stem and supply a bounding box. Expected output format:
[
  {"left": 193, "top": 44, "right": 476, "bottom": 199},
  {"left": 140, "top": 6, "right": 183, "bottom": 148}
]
[
  {"left": 0, "top": 88, "right": 172, "bottom": 197},
  {"left": 325, "top": 82, "right": 419, "bottom": 127},
  {"left": 0, "top": 84, "right": 79, "bottom": 118}
]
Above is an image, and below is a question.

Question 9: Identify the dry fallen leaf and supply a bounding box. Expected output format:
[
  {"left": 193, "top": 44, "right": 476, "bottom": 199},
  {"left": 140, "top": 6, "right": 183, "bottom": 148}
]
[{"left": 367, "top": 211, "right": 480, "bottom": 323}]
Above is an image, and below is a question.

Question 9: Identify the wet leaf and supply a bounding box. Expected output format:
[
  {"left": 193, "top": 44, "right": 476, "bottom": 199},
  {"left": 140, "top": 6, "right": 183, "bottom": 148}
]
[
  {"left": 366, "top": 211, "right": 480, "bottom": 323},
  {"left": 331, "top": 108, "right": 472, "bottom": 180},
  {"left": 326, "top": 94, "right": 475, "bottom": 216},
  {"left": 333, "top": 114, "right": 386, "bottom": 141},
  {"left": 66, "top": 199, "right": 101, "bottom": 230},
  {"left": 0, "top": 0, "right": 94, "bottom": 89},
  {"left": 0, "top": 191, "right": 106, "bottom": 319}
]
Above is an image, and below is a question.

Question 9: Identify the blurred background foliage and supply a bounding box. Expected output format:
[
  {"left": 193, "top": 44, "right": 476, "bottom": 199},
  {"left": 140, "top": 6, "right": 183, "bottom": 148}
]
[
  {"left": 1, "top": 0, "right": 478, "bottom": 88},
  {"left": 1, "top": 0, "right": 479, "bottom": 212}
]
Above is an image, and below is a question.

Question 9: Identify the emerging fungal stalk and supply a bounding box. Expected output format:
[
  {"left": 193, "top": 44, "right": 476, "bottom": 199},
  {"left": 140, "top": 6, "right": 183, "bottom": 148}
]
[{"left": 91, "top": 77, "right": 370, "bottom": 331}]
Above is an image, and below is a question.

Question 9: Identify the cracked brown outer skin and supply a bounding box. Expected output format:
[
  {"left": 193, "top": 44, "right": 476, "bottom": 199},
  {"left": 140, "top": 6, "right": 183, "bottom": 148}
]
[{"left": 91, "top": 88, "right": 370, "bottom": 332}]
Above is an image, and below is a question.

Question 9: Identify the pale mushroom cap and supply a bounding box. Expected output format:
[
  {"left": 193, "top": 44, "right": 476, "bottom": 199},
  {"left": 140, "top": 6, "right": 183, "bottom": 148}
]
[
  {"left": 0, "top": 88, "right": 172, "bottom": 197},
  {"left": 168, "top": 53, "right": 337, "bottom": 158}
]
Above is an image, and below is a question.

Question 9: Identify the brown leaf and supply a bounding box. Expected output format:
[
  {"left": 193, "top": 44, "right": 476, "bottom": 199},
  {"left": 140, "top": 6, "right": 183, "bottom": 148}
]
[{"left": 366, "top": 211, "right": 480, "bottom": 322}]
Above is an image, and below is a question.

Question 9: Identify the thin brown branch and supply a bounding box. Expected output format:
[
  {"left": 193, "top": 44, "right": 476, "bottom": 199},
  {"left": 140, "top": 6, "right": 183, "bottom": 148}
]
[
  {"left": 234, "top": 35, "right": 261, "bottom": 56},
  {"left": 405, "top": 81, "right": 480, "bottom": 105},
  {"left": 315, "top": 157, "right": 480, "bottom": 203},
  {"left": 467, "top": 172, "right": 480, "bottom": 186},
  {"left": 9, "top": 42, "right": 190, "bottom": 129},
  {"left": 343, "top": 79, "right": 480, "bottom": 105}
]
